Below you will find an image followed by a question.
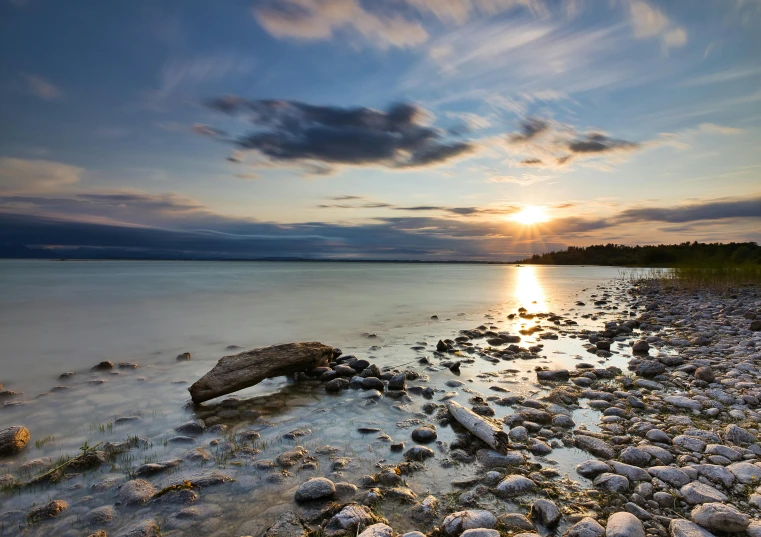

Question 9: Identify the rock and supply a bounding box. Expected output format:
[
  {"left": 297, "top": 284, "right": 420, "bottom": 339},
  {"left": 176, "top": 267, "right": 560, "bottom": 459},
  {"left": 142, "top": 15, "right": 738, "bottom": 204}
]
[
  {"left": 509, "top": 426, "right": 529, "bottom": 443},
  {"left": 324, "top": 505, "right": 375, "bottom": 537},
  {"left": 631, "top": 340, "right": 650, "bottom": 354},
  {"left": 645, "top": 429, "right": 671, "bottom": 444},
  {"left": 673, "top": 435, "right": 706, "bottom": 452},
  {"left": 189, "top": 342, "right": 334, "bottom": 403},
  {"left": 295, "top": 477, "right": 336, "bottom": 501},
  {"left": 690, "top": 503, "right": 749, "bottom": 533},
  {"left": 680, "top": 482, "right": 727, "bottom": 504},
  {"left": 325, "top": 378, "right": 348, "bottom": 392},
  {"left": 411, "top": 426, "right": 437, "bottom": 443},
  {"left": 564, "top": 517, "right": 605, "bottom": 537},
  {"left": 499, "top": 514, "right": 535, "bottom": 531},
  {"left": 476, "top": 449, "right": 524, "bottom": 468},
  {"left": 606, "top": 512, "right": 645, "bottom": 537},
  {"left": 176, "top": 352, "right": 192, "bottom": 361},
  {"left": 91, "top": 361, "right": 114, "bottom": 370},
  {"left": 619, "top": 446, "right": 651, "bottom": 467},
  {"left": 531, "top": 499, "right": 561, "bottom": 527},
  {"left": 441, "top": 510, "right": 497, "bottom": 536},
  {"left": 750, "top": 319, "right": 761, "bottom": 331},
  {"left": 609, "top": 461, "right": 651, "bottom": 482},
  {"left": 117, "top": 479, "right": 157, "bottom": 505},
  {"left": 461, "top": 530, "right": 500, "bottom": 537},
  {"left": 727, "top": 461, "right": 761, "bottom": 483},
  {"left": 388, "top": 373, "right": 406, "bottom": 390},
  {"left": 264, "top": 511, "right": 309, "bottom": 537},
  {"left": 495, "top": 475, "right": 536, "bottom": 497},
  {"left": 593, "top": 473, "right": 629, "bottom": 493},
  {"left": 408, "top": 495, "right": 439, "bottom": 524},
  {"left": 669, "top": 520, "right": 716, "bottom": 537},
  {"left": 353, "top": 524, "right": 392, "bottom": 537},
  {"left": 114, "top": 519, "right": 160, "bottom": 537},
  {"left": 175, "top": 419, "right": 206, "bottom": 435},
  {"left": 576, "top": 460, "right": 612, "bottom": 478},
  {"left": 648, "top": 466, "right": 691, "bottom": 487},
  {"left": 694, "top": 367, "right": 715, "bottom": 383},
  {"left": 724, "top": 424, "right": 756, "bottom": 445},
  {"left": 575, "top": 435, "right": 615, "bottom": 459},
  {"left": 0, "top": 425, "right": 30, "bottom": 456},
  {"left": 405, "top": 446, "right": 435, "bottom": 461},
  {"left": 362, "top": 377, "right": 384, "bottom": 390},
  {"left": 664, "top": 396, "right": 702, "bottom": 411},
  {"left": 27, "top": 500, "right": 68, "bottom": 522},
  {"left": 85, "top": 506, "right": 116, "bottom": 526},
  {"left": 537, "top": 369, "right": 570, "bottom": 382}
]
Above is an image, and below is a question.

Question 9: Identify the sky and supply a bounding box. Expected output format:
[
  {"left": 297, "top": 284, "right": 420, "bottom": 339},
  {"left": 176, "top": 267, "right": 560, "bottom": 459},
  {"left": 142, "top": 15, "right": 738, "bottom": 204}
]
[{"left": 0, "top": 0, "right": 760, "bottom": 261}]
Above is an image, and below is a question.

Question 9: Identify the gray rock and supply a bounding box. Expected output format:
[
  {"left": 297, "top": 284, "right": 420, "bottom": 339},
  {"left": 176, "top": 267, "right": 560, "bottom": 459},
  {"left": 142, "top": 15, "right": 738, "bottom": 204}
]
[
  {"left": 499, "top": 514, "right": 535, "bottom": 531},
  {"left": 576, "top": 460, "right": 611, "bottom": 478},
  {"left": 564, "top": 517, "right": 605, "bottom": 537},
  {"left": 680, "top": 482, "right": 727, "bottom": 504},
  {"left": 648, "top": 466, "right": 691, "bottom": 487},
  {"left": 495, "top": 475, "right": 536, "bottom": 497},
  {"left": 531, "top": 499, "right": 561, "bottom": 527},
  {"left": 115, "top": 519, "right": 160, "bottom": 537},
  {"left": 593, "top": 473, "right": 629, "bottom": 493},
  {"left": 408, "top": 495, "right": 439, "bottom": 524},
  {"left": 619, "top": 446, "right": 651, "bottom": 467},
  {"left": 727, "top": 461, "right": 761, "bottom": 483},
  {"left": 673, "top": 435, "right": 707, "bottom": 452},
  {"left": 295, "top": 477, "right": 336, "bottom": 501},
  {"left": 476, "top": 449, "right": 524, "bottom": 468},
  {"left": 441, "top": 510, "right": 497, "bottom": 536},
  {"left": 358, "top": 524, "right": 393, "bottom": 537},
  {"left": 665, "top": 396, "right": 702, "bottom": 411},
  {"left": 631, "top": 340, "right": 650, "bottom": 353},
  {"left": 575, "top": 435, "right": 615, "bottom": 459},
  {"left": 704, "top": 444, "right": 741, "bottom": 461},
  {"left": 694, "top": 367, "right": 715, "bottom": 383},
  {"left": 388, "top": 373, "right": 406, "bottom": 391},
  {"left": 324, "top": 505, "right": 375, "bottom": 537},
  {"left": 669, "top": 520, "right": 716, "bottom": 537},
  {"left": 724, "top": 424, "right": 756, "bottom": 445},
  {"left": 690, "top": 502, "right": 749, "bottom": 533},
  {"left": 606, "top": 512, "right": 645, "bottom": 537},
  {"left": 609, "top": 461, "right": 651, "bottom": 482},
  {"left": 461, "top": 530, "right": 500, "bottom": 537},
  {"left": 405, "top": 446, "right": 435, "bottom": 461},
  {"left": 411, "top": 426, "right": 437, "bottom": 443},
  {"left": 264, "top": 511, "right": 309, "bottom": 537},
  {"left": 508, "top": 426, "right": 529, "bottom": 443},
  {"left": 26, "top": 500, "right": 68, "bottom": 522},
  {"left": 692, "top": 464, "right": 735, "bottom": 487},
  {"left": 85, "top": 505, "right": 116, "bottom": 526},
  {"left": 117, "top": 479, "right": 156, "bottom": 505},
  {"left": 645, "top": 429, "right": 671, "bottom": 444}
]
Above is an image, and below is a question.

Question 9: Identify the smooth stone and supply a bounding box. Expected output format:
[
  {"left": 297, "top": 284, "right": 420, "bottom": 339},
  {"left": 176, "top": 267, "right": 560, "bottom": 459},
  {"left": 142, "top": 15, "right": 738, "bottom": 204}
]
[
  {"left": 648, "top": 466, "right": 691, "bottom": 487},
  {"left": 441, "top": 510, "right": 497, "bottom": 536},
  {"left": 727, "top": 461, "right": 761, "bottom": 483},
  {"left": 669, "top": 520, "right": 716, "bottom": 537},
  {"left": 577, "top": 460, "right": 611, "bottom": 478},
  {"left": 117, "top": 479, "right": 156, "bottom": 505},
  {"left": 593, "top": 473, "right": 629, "bottom": 493},
  {"left": 606, "top": 512, "right": 645, "bottom": 537},
  {"left": 531, "top": 499, "right": 561, "bottom": 527},
  {"left": 495, "top": 475, "right": 536, "bottom": 497},
  {"left": 690, "top": 503, "right": 749, "bottom": 533},
  {"left": 295, "top": 477, "right": 336, "bottom": 502},
  {"left": 680, "top": 482, "right": 727, "bottom": 504},
  {"left": 358, "top": 524, "right": 394, "bottom": 537},
  {"left": 564, "top": 517, "right": 605, "bottom": 537}
]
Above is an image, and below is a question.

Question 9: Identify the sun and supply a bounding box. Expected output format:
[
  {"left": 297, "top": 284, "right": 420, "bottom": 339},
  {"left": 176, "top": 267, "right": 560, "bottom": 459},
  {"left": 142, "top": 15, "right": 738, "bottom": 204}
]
[{"left": 511, "top": 205, "right": 549, "bottom": 225}]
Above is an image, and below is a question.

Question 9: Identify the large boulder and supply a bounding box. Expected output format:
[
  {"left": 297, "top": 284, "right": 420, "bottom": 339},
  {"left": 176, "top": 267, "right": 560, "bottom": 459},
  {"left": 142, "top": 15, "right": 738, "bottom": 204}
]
[
  {"left": 606, "top": 512, "right": 645, "bottom": 537},
  {"left": 691, "top": 503, "right": 749, "bottom": 533}
]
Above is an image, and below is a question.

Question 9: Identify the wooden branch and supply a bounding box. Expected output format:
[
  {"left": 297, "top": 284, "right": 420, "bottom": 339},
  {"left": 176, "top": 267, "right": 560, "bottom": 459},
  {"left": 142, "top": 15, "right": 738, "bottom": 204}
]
[
  {"left": 447, "top": 401, "right": 510, "bottom": 454},
  {"left": 189, "top": 342, "right": 334, "bottom": 404}
]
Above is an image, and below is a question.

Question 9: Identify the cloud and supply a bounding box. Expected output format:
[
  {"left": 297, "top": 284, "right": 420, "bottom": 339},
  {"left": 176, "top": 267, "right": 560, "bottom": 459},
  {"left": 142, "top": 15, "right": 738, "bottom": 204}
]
[
  {"left": 205, "top": 99, "right": 475, "bottom": 171},
  {"left": 618, "top": 196, "right": 761, "bottom": 223},
  {"left": 252, "top": 0, "right": 428, "bottom": 49},
  {"left": 486, "top": 173, "right": 556, "bottom": 186},
  {"left": 191, "top": 124, "right": 227, "bottom": 138},
  {"left": 328, "top": 195, "right": 364, "bottom": 201},
  {"left": 509, "top": 117, "right": 550, "bottom": 142},
  {"left": 155, "top": 53, "right": 254, "bottom": 98},
  {"left": 405, "top": 0, "right": 547, "bottom": 24},
  {"left": 520, "top": 158, "right": 543, "bottom": 166},
  {"left": 678, "top": 66, "right": 761, "bottom": 87},
  {"left": 0, "top": 158, "right": 83, "bottom": 194},
  {"left": 20, "top": 73, "right": 62, "bottom": 101},
  {"left": 628, "top": 0, "right": 686, "bottom": 49},
  {"left": 567, "top": 133, "right": 640, "bottom": 154}
]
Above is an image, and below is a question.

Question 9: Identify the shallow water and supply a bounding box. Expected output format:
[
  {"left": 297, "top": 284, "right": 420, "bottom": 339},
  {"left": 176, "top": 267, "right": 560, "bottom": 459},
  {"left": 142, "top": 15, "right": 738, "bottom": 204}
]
[{"left": 0, "top": 261, "right": 647, "bottom": 536}]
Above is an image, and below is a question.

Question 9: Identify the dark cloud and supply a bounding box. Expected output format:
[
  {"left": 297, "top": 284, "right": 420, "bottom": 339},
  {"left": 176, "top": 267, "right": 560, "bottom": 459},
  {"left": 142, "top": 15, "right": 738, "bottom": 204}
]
[
  {"left": 509, "top": 117, "right": 549, "bottom": 143},
  {"left": 191, "top": 123, "right": 227, "bottom": 138},
  {"left": 567, "top": 133, "right": 639, "bottom": 154},
  {"left": 328, "top": 195, "right": 364, "bottom": 201},
  {"left": 520, "top": 158, "right": 543, "bottom": 166},
  {"left": 317, "top": 202, "right": 393, "bottom": 209},
  {"left": 205, "top": 98, "right": 475, "bottom": 170},
  {"left": 617, "top": 196, "right": 761, "bottom": 223}
]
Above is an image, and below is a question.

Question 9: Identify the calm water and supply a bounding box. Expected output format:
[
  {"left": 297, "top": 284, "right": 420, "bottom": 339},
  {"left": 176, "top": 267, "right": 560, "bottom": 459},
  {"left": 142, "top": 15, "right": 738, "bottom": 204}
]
[
  {"left": 0, "top": 260, "right": 625, "bottom": 394},
  {"left": 0, "top": 260, "right": 637, "bottom": 536}
]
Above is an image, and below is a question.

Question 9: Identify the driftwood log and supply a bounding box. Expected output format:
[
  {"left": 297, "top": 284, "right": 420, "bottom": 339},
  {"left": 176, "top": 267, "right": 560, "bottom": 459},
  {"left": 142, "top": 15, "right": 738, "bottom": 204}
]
[
  {"left": 189, "top": 342, "right": 334, "bottom": 404},
  {"left": 447, "top": 401, "right": 510, "bottom": 454}
]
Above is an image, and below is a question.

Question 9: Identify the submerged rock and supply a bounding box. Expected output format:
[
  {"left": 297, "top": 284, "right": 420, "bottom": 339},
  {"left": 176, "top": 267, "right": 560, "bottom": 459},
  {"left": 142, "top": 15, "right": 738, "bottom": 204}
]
[
  {"left": 441, "top": 510, "right": 497, "bottom": 536},
  {"left": 295, "top": 478, "right": 336, "bottom": 502},
  {"left": 0, "top": 425, "right": 30, "bottom": 456}
]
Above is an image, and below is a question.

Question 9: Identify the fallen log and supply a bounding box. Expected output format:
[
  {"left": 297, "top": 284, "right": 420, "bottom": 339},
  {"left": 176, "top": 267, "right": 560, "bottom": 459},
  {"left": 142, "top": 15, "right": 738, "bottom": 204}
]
[
  {"left": 447, "top": 401, "right": 510, "bottom": 454},
  {"left": 189, "top": 342, "right": 334, "bottom": 404}
]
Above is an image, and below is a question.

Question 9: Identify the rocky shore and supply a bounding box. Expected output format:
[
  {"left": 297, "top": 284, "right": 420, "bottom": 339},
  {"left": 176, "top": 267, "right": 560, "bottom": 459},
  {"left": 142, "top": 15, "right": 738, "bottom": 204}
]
[{"left": 1, "top": 278, "right": 760, "bottom": 537}]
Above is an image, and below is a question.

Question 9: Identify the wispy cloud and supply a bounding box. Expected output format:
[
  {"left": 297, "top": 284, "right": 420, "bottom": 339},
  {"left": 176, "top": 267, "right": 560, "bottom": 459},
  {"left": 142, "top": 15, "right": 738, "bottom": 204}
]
[
  {"left": 678, "top": 66, "right": 761, "bottom": 87},
  {"left": 628, "top": 0, "right": 687, "bottom": 49},
  {"left": 0, "top": 158, "right": 83, "bottom": 194},
  {"left": 154, "top": 53, "right": 254, "bottom": 99},
  {"left": 20, "top": 73, "right": 63, "bottom": 101}
]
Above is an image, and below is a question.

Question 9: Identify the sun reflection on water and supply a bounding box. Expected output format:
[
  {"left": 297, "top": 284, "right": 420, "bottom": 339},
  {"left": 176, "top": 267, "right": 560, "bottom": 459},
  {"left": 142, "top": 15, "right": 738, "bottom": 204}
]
[{"left": 514, "top": 265, "right": 546, "bottom": 312}]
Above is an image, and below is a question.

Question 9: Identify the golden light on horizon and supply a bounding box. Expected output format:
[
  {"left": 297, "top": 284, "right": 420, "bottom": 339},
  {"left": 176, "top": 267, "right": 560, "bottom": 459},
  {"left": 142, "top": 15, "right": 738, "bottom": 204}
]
[{"left": 511, "top": 205, "right": 549, "bottom": 225}]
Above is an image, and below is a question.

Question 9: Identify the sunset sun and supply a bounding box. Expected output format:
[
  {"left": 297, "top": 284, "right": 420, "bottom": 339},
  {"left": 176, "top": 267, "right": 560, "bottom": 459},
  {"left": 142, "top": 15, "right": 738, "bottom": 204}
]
[{"left": 511, "top": 206, "right": 549, "bottom": 225}]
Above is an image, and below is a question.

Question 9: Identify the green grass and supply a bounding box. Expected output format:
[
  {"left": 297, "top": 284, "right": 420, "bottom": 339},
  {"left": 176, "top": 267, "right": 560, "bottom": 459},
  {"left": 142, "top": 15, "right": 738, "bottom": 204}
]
[{"left": 624, "top": 264, "right": 761, "bottom": 290}]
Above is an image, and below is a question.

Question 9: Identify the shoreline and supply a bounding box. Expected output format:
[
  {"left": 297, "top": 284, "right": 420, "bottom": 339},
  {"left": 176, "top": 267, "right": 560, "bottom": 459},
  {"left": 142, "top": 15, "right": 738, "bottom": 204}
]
[{"left": 1, "top": 278, "right": 760, "bottom": 537}]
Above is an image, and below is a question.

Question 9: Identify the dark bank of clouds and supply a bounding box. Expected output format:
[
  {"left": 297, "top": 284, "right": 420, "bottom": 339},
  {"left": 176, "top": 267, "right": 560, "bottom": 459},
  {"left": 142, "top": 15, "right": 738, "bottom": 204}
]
[
  {"left": 205, "top": 98, "right": 474, "bottom": 170},
  {"left": 1, "top": 194, "right": 759, "bottom": 260}
]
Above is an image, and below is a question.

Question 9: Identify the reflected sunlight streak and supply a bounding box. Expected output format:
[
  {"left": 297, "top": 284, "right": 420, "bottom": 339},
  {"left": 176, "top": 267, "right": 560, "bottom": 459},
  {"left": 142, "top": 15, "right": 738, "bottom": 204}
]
[{"left": 514, "top": 265, "right": 546, "bottom": 312}]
